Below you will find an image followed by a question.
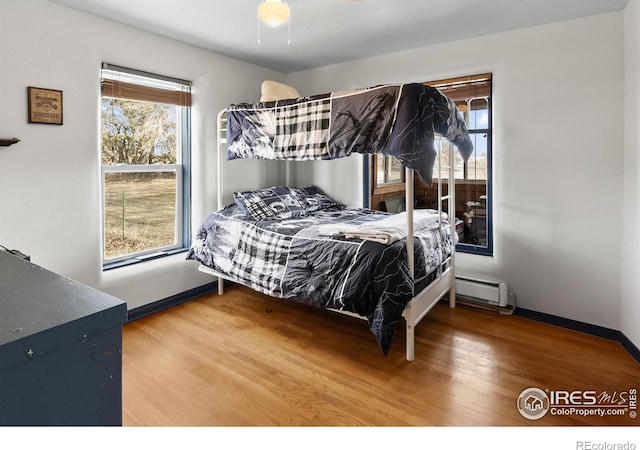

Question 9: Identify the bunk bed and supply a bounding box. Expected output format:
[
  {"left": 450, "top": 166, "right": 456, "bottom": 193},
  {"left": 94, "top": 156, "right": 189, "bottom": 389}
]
[{"left": 186, "top": 82, "right": 473, "bottom": 360}]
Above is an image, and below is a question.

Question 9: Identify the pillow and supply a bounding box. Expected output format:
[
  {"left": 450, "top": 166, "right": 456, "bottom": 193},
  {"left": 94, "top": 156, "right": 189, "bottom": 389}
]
[
  {"left": 298, "top": 185, "right": 345, "bottom": 213},
  {"left": 260, "top": 80, "right": 300, "bottom": 102},
  {"left": 234, "top": 186, "right": 308, "bottom": 220}
]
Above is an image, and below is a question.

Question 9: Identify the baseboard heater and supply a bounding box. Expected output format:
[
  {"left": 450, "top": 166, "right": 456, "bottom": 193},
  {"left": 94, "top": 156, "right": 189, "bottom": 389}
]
[{"left": 455, "top": 276, "right": 510, "bottom": 308}]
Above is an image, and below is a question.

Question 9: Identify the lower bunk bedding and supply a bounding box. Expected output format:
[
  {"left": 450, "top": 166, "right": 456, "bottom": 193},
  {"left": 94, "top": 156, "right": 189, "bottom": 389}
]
[{"left": 186, "top": 197, "right": 455, "bottom": 356}]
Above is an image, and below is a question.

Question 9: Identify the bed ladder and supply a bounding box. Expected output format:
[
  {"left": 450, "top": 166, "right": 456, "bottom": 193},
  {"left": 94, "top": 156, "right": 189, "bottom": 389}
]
[
  {"left": 403, "top": 136, "right": 457, "bottom": 361},
  {"left": 216, "top": 108, "right": 228, "bottom": 295}
]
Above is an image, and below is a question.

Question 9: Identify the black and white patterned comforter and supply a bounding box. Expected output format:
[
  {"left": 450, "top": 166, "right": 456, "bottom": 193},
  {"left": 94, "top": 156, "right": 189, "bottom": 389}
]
[
  {"left": 226, "top": 83, "right": 473, "bottom": 187},
  {"left": 186, "top": 204, "right": 455, "bottom": 355}
]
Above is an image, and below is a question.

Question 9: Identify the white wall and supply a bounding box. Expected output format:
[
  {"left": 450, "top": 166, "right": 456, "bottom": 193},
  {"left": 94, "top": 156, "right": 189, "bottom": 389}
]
[
  {"left": 0, "top": 0, "right": 284, "bottom": 309},
  {"left": 286, "top": 13, "right": 628, "bottom": 335},
  {"left": 622, "top": 0, "right": 640, "bottom": 348}
]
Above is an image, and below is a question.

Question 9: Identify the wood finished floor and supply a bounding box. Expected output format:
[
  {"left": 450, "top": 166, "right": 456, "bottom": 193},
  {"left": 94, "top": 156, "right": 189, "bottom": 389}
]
[{"left": 122, "top": 284, "right": 640, "bottom": 426}]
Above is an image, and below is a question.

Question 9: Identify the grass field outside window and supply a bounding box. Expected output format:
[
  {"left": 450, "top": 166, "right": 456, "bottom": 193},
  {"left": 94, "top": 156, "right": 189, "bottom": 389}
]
[{"left": 103, "top": 173, "right": 177, "bottom": 259}]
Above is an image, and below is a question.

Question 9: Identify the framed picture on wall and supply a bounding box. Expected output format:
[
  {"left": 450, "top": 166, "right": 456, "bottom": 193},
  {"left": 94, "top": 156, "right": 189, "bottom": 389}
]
[{"left": 27, "top": 87, "right": 63, "bottom": 125}]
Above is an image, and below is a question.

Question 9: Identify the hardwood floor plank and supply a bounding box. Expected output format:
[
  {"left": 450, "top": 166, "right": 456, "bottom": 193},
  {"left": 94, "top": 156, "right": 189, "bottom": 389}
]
[{"left": 122, "top": 285, "right": 640, "bottom": 426}]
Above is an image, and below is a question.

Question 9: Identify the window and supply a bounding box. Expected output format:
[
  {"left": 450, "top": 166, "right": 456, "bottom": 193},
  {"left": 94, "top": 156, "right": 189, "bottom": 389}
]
[
  {"left": 100, "top": 64, "right": 192, "bottom": 268},
  {"left": 428, "top": 74, "right": 492, "bottom": 255},
  {"left": 376, "top": 154, "right": 405, "bottom": 186},
  {"left": 370, "top": 154, "right": 407, "bottom": 212}
]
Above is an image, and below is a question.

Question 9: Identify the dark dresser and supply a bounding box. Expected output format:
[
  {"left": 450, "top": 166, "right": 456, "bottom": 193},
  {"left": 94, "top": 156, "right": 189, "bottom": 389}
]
[{"left": 0, "top": 250, "right": 127, "bottom": 425}]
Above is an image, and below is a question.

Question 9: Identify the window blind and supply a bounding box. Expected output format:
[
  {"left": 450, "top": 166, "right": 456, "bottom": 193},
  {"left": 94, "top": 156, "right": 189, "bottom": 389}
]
[
  {"left": 426, "top": 73, "right": 491, "bottom": 110},
  {"left": 101, "top": 63, "right": 191, "bottom": 107}
]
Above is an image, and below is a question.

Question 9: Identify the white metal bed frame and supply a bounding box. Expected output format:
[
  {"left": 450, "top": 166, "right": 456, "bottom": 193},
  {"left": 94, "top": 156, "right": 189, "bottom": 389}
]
[{"left": 197, "top": 108, "right": 457, "bottom": 361}]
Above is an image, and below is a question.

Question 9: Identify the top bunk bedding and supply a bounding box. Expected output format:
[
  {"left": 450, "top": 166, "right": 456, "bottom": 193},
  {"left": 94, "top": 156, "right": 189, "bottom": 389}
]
[{"left": 226, "top": 83, "right": 473, "bottom": 186}]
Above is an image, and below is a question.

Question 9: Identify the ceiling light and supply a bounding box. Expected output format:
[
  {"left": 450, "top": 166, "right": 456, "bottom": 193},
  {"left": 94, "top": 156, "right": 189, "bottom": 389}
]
[{"left": 258, "top": 0, "right": 290, "bottom": 27}]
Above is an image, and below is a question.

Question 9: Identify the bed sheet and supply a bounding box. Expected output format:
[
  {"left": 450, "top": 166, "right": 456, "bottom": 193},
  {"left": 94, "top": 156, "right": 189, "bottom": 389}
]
[{"left": 186, "top": 204, "right": 454, "bottom": 355}]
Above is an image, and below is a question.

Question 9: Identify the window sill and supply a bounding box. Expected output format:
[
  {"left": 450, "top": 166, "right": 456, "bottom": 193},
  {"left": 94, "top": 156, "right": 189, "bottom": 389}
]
[
  {"left": 103, "top": 248, "right": 188, "bottom": 271},
  {"left": 456, "top": 243, "right": 493, "bottom": 256},
  {"left": 372, "top": 183, "right": 407, "bottom": 195}
]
